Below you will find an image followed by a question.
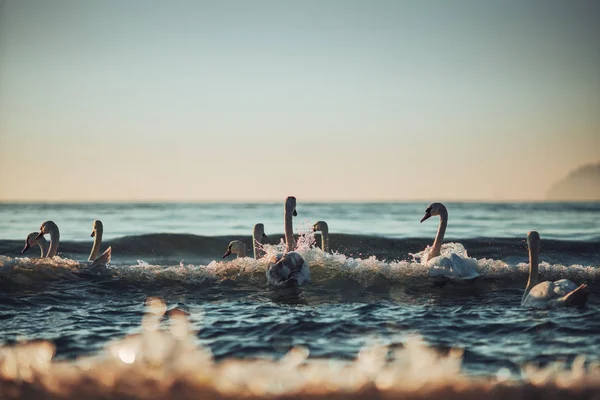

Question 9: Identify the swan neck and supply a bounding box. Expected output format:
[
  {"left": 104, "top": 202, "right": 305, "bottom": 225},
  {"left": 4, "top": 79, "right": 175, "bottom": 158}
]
[
  {"left": 320, "top": 227, "right": 329, "bottom": 253},
  {"left": 525, "top": 242, "right": 540, "bottom": 297},
  {"left": 47, "top": 225, "right": 60, "bottom": 257},
  {"left": 89, "top": 227, "right": 103, "bottom": 261},
  {"left": 37, "top": 236, "right": 49, "bottom": 258},
  {"left": 429, "top": 217, "right": 447, "bottom": 260},
  {"left": 285, "top": 208, "right": 295, "bottom": 252},
  {"left": 253, "top": 233, "right": 263, "bottom": 259}
]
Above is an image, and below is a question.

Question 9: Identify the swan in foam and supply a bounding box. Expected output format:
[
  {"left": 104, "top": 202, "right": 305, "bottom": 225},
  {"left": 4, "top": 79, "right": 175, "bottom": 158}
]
[
  {"left": 222, "top": 223, "right": 268, "bottom": 259},
  {"left": 21, "top": 232, "right": 50, "bottom": 258},
  {"left": 420, "top": 203, "right": 480, "bottom": 281},
  {"left": 312, "top": 220, "right": 330, "bottom": 253},
  {"left": 266, "top": 196, "right": 310, "bottom": 286},
  {"left": 35, "top": 220, "right": 112, "bottom": 268},
  {"left": 521, "top": 231, "right": 589, "bottom": 308}
]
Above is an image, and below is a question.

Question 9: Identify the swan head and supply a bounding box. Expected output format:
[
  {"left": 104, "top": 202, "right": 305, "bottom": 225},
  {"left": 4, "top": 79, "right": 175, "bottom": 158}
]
[
  {"left": 91, "top": 220, "right": 103, "bottom": 237},
  {"left": 222, "top": 240, "right": 246, "bottom": 259},
  {"left": 285, "top": 196, "right": 298, "bottom": 217},
  {"left": 420, "top": 203, "right": 448, "bottom": 223},
  {"left": 253, "top": 223, "right": 268, "bottom": 240},
  {"left": 35, "top": 221, "right": 56, "bottom": 240},
  {"left": 313, "top": 221, "right": 328, "bottom": 232},
  {"left": 21, "top": 232, "right": 40, "bottom": 254}
]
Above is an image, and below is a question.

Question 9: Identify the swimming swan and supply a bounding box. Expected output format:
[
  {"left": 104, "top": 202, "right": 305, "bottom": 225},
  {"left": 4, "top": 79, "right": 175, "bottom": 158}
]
[
  {"left": 88, "top": 220, "right": 112, "bottom": 265},
  {"left": 420, "top": 203, "right": 480, "bottom": 281},
  {"left": 35, "top": 220, "right": 112, "bottom": 267},
  {"left": 266, "top": 196, "right": 310, "bottom": 286},
  {"left": 252, "top": 223, "right": 268, "bottom": 259},
  {"left": 35, "top": 221, "right": 60, "bottom": 257},
  {"left": 21, "top": 232, "right": 50, "bottom": 258},
  {"left": 313, "top": 221, "right": 329, "bottom": 253},
  {"left": 222, "top": 224, "right": 268, "bottom": 259},
  {"left": 521, "top": 231, "right": 589, "bottom": 308}
]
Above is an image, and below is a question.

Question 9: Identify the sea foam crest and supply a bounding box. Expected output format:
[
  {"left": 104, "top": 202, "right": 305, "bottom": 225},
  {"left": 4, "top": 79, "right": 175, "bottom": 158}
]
[{"left": 1, "top": 234, "right": 598, "bottom": 289}]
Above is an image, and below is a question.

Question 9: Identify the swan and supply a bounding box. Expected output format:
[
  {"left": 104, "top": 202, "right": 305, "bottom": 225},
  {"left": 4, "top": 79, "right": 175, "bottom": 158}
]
[
  {"left": 222, "top": 223, "right": 268, "bottom": 259},
  {"left": 35, "top": 221, "right": 60, "bottom": 257},
  {"left": 252, "top": 223, "right": 268, "bottom": 259},
  {"left": 521, "top": 231, "right": 589, "bottom": 308},
  {"left": 35, "top": 220, "right": 112, "bottom": 267},
  {"left": 88, "top": 220, "right": 112, "bottom": 265},
  {"left": 312, "top": 220, "right": 329, "bottom": 253},
  {"left": 222, "top": 240, "right": 248, "bottom": 259},
  {"left": 21, "top": 232, "right": 50, "bottom": 258},
  {"left": 420, "top": 203, "right": 480, "bottom": 281},
  {"left": 266, "top": 196, "right": 311, "bottom": 286}
]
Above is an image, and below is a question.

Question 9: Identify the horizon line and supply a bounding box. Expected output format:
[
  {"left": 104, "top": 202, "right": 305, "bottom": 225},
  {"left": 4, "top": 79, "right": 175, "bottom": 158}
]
[{"left": 1, "top": 199, "right": 599, "bottom": 204}]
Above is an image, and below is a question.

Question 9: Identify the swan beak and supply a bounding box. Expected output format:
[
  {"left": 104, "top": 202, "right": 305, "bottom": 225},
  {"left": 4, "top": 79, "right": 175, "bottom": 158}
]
[
  {"left": 34, "top": 232, "right": 44, "bottom": 240},
  {"left": 91, "top": 231, "right": 95, "bottom": 237},
  {"left": 420, "top": 212, "right": 432, "bottom": 223},
  {"left": 262, "top": 233, "right": 268, "bottom": 239},
  {"left": 222, "top": 249, "right": 232, "bottom": 259},
  {"left": 293, "top": 210, "right": 297, "bottom": 217},
  {"left": 21, "top": 242, "right": 31, "bottom": 254}
]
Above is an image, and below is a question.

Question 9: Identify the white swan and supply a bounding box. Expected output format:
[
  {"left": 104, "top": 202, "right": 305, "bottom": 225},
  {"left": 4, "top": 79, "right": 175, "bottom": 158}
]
[
  {"left": 266, "top": 196, "right": 311, "bottom": 286},
  {"left": 35, "top": 221, "right": 60, "bottom": 257},
  {"left": 222, "top": 240, "right": 247, "bottom": 258},
  {"left": 521, "top": 231, "right": 589, "bottom": 308},
  {"left": 21, "top": 232, "right": 50, "bottom": 258},
  {"left": 222, "top": 223, "right": 268, "bottom": 259},
  {"left": 312, "top": 220, "right": 329, "bottom": 253},
  {"left": 252, "top": 223, "right": 268, "bottom": 259},
  {"left": 35, "top": 220, "right": 112, "bottom": 267},
  {"left": 420, "top": 203, "right": 480, "bottom": 281},
  {"left": 88, "top": 220, "right": 113, "bottom": 266}
]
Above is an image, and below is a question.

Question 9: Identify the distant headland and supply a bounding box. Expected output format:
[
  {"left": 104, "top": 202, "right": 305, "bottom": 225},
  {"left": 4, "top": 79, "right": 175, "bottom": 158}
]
[{"left": 546, "top": 162, "right": 600, "bottom": 201}]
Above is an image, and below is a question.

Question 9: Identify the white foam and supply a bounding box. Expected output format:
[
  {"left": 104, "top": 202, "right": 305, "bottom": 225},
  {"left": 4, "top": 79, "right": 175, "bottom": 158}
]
[{"left": 2, "top": 238, "right": 599, "bottom": 288}]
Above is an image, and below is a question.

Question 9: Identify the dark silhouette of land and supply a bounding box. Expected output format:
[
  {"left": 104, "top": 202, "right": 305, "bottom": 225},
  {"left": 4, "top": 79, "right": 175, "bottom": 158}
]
[{"left": 546, "top": 162, "right": 600, "bottom": 201}]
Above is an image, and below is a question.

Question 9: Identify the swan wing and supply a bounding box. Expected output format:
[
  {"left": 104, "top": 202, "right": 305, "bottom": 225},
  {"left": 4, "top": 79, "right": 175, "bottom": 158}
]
[
  {"left": 428, "top": 253, "right": 480, "bottom": 281},
  {"left": 523, "top": 280, "right": 588, "bottom": 308},
  {"left": 90, "top": 246, "right": 112, "bottom": 268},
  {"left": 552, "top": 279, "right": 578, "bottom": 297}
]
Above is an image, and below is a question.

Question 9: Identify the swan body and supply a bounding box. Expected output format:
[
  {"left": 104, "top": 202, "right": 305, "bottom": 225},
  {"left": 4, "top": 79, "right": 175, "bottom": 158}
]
[
  {"left": 312, "top": 221, "right": 329, "bottom": 253},
  {"left": 420, "top": 203, "right": 480, "bottom": 281},
  {"left": 427, "top": 253, "right": 480, "bottom": 281},
  {"left": 521, "top": 231, "right": 589, "bottom": 308},
  {"left": 266, "top": 196, "right": 311, "bottom": 286},
  {"left": 21, "top": 232, "right": 50, "bottom": 258},
  {"left": 267, "top": 251, "right": 311, "bottom": 286},
  {"left": 35, "top": 220, "right": 112, "bottom": 268}
]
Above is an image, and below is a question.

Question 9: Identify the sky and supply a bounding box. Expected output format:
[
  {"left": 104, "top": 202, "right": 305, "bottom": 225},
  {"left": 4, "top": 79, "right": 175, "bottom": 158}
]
[{"left": 0, "top": 0, "right": 598, "bottom": 202}]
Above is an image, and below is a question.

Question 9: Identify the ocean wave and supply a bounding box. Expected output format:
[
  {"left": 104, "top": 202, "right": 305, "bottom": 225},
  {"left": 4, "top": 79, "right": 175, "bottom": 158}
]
[
  {"left": 1, "top": 298, "right": 599, "bottom": 400},
  {"left": 2, "top": 240, "right": 598, "bottom": 291}
]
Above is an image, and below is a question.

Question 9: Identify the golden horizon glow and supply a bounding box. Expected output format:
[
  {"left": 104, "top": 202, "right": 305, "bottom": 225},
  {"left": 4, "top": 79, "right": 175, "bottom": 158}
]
[{"left": 1, "top": 1, "right": 599, "bottom": 202}]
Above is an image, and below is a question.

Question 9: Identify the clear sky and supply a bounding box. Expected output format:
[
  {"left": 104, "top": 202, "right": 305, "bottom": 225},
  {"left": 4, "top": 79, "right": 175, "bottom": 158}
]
[{"left": 0, "top": 0, "right": 598, "bottom": 202}]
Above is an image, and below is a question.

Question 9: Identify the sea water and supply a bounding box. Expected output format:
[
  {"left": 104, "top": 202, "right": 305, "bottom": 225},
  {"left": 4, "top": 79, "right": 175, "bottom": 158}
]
[{"left": 0, "top": 202, "right": 599, "bottom": 399}]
